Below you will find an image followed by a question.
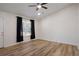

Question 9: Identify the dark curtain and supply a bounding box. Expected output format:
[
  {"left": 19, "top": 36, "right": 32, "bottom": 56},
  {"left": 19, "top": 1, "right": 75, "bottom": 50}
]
[
  {"left": 17, "top": 16, "right": 23, "bottom": 42},
  {"left": 30, "top": 20, "right": 35, "bottom": 39}
]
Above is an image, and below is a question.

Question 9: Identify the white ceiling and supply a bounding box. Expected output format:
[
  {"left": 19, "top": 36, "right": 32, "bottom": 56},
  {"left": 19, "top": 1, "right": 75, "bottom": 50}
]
[{"left": 0, "top": 3, "right": 71, "bottom": 19}]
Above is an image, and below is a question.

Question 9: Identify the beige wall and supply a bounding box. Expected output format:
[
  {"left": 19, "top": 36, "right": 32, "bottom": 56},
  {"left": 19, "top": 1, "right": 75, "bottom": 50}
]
[
  {"left": 36, "top": 4, "right": 79, "bottom": 47},
  {"left": 0, "top": 11, "right": 31, "bottom": 47}
]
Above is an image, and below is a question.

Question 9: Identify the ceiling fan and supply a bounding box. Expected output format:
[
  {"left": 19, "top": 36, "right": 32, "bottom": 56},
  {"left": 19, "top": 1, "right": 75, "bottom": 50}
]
[{"left": 28, "top": 3, "right": 48, "bottom": 11}]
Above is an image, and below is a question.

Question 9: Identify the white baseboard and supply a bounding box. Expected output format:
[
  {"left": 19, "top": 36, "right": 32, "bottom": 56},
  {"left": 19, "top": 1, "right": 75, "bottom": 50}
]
[
  {"left": 4, "top": 42, "right": 18, "bottom": 47},
  {"left": 4, "top": 40, "right": 31, "bottom": 48}
]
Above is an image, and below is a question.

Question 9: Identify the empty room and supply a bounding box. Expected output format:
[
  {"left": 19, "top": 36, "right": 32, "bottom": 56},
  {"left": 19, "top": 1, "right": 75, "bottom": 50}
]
[{"left": 0, "top": 3, "right": 79, "bottom": 56}]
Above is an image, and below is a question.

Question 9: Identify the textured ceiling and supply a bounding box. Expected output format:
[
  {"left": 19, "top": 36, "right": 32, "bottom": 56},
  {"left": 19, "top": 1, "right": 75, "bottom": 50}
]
[{"left": 0, "top": 3, "right": 71, "bottom": 19}]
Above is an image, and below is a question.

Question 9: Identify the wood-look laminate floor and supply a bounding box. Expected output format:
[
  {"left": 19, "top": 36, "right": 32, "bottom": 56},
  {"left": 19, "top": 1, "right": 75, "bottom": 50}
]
[{"left": 0, "top": 39, "right": 79, "bottom": 56}]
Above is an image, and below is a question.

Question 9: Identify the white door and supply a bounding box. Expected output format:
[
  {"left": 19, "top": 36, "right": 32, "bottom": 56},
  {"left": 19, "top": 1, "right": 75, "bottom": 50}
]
[{"left": 0, "top": 16, "right": 4, "bottom": 48}]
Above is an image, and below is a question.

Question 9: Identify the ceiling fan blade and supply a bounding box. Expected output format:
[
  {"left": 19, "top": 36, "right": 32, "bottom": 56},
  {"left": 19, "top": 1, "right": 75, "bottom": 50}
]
[
  {"left": 41, "top": 3, "right": 47, "bottom": 5},
  {"left": 36, "top": 8, "right": 39, "bottom": 11},
  {"left": 28, "top": 5, "right": 36, "bottom": 7},
  {"left": 42, "top": 6, "right": 48, "bottom": 9}
]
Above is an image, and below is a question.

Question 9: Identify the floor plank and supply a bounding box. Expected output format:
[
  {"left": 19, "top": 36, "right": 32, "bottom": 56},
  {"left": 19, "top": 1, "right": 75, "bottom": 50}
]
[{"left": 0, "top": 39, "right": 79, "bottom": 56}]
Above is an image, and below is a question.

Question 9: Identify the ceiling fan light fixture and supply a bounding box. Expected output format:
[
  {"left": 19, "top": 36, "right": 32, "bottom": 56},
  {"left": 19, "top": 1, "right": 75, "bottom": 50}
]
[
  {"left": 37, "top": 5, "right": 41, "bottom": 9},
  {"left": 37, "top": 13, "right": 41, "bottom": 15}
]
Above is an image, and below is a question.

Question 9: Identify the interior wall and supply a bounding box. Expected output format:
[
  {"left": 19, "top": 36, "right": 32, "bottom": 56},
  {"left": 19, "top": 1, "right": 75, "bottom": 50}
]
[
  {"left": 35, "top": 20, "right": 42, "bottom": 39},
  {"left": 3, "top": 12, "right": 17, "bottom": 47},
  {"left": 37, "top": 4, "right": 79, "bottom": 46},
  {"left": 0, "top": 13, "right": 4, "bottom": 48},
  {"left": 0, "top": 11, "right": 17, "bottom": 47},
  {"left": 78, "top": 4, "right": 79, "bottom": 48},
  {"left": 0, "top": 11, "right": 31, "bottom": 47}
]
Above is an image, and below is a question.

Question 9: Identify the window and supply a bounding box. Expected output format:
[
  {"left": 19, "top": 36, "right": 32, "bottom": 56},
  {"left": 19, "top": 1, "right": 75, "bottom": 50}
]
[{"left": 22, "top": 19, "right": 31, "bottom": 36}]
